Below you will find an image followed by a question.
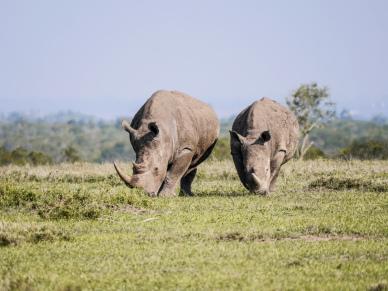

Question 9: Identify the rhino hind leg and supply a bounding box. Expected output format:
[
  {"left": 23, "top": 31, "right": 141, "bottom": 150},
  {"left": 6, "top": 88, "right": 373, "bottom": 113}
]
[
  {"left": 191, "top": 139, "right": 217, "bottom": 168},
  {"left": 180, "top": 168, "right": 197, "bottom": 196}
]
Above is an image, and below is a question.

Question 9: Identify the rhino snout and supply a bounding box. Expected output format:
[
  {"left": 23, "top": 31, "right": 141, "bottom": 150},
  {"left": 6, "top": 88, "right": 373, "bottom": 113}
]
[{"left": 250, "top": 173, "right": 269, "bottom": 195}]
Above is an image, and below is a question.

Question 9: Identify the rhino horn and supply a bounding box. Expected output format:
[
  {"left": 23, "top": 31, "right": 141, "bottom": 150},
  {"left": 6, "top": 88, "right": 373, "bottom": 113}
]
[
  {"left": 251, "top": 173, "right": 268, "bottom": 195},
  {"left": 121, "top": 120, "right": 137, "bottom": 136},
  {"left": 251, "top": 173, "right": 261, "bottom": 186},
  {"left": 113, "top": 162, "right": 134, "bottom": 188}
]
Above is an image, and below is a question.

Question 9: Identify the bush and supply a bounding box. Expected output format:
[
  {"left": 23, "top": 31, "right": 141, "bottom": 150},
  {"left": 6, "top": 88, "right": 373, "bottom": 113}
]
[
  {"left": 62, "top": 146, "right": 81, "bottom": 163},
  {"left": 340, "top": 139, "right": 388, "bottom": 160},
  {"left": 28, "top": 151, "right": 53, "bottom": 165},
  {"left": 0, "top": 146, "right": 53, "bottom": 166},
  {"left": 303, "top": 145, "right": 326, "bottom": 160},
  {"left": 211, "top": 137, "right": 231, "bottom": 160}
]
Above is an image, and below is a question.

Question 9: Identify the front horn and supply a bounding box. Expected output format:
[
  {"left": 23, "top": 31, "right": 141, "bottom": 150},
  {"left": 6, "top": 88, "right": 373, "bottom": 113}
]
[{"left": 113, "top": 162, "right": 134, "bottom": 188}]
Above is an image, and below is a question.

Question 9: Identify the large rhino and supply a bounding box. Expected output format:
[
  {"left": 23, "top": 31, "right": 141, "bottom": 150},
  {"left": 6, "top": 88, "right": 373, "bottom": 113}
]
[
  {"left": 114, "top": 90, "right": 220, "bottom": 197},
  {"left": 230, "top": 98, "right": 299, "bottom": 195}
]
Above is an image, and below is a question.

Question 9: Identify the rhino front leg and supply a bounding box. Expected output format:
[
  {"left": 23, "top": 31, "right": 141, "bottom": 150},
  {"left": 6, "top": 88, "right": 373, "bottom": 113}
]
[
  {"left": 180, "top": 168, "right": 197, "bottom": 196},
  {"left": 158, "top": 150, "right": 194, "bottom": 197},
  {"left": 269, "top": 151, "right": 286, "bottom": 192}
]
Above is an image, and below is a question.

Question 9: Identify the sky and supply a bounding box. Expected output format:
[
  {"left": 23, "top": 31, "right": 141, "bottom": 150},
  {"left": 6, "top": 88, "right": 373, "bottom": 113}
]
[{"left": 0, "top": 0, "right": 387, "bottom": 119}]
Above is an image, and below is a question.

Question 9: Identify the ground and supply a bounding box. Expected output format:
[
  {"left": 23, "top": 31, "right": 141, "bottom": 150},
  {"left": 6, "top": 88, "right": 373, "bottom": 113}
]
[{"left": 0, "top": 160, "right": 387, "bottom": 290}]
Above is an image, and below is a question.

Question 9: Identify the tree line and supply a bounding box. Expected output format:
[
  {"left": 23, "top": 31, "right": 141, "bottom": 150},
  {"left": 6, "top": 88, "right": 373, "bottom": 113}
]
[{"left": 1, "top": 84, "right": 387, "bottom": 165}]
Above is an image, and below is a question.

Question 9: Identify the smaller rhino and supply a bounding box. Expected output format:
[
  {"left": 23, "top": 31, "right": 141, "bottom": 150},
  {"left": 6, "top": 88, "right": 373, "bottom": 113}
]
[{"left": 230, "top": 98, "right": 299, "bottom": 195}]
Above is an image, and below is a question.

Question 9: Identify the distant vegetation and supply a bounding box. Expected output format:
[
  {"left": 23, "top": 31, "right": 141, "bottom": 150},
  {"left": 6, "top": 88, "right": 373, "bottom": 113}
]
[
  {"left": 0, "top": 112, "right": 134, "bottom": 164},
  {"left": 0, "top": 111, "right": 388, "bottom": 164},
  {"left": 0, "top": 146, "right": 52, "bottom": 166}
]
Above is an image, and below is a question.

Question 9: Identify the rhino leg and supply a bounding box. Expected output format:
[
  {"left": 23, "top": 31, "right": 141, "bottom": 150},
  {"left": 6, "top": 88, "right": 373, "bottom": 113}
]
[
  {"left": 180, "top": 168, "right": 197, "bottom": 196},
  {"left": 158, "top": 150, "right": 194, "bottom": 197},
  {"left": 269, "top": 170, "right": 280, "bottom": 192},
  {"left": 269, "top": 151, "right": 286, "bottom": 192}
]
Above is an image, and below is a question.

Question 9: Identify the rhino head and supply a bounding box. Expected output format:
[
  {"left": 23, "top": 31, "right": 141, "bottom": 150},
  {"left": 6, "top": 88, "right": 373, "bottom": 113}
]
[
  {"left": 230, "top": 130, "right": 272, "bottom": 195},
  {"left": 114, "top": 120, "right": 171, "bottom": 196}
]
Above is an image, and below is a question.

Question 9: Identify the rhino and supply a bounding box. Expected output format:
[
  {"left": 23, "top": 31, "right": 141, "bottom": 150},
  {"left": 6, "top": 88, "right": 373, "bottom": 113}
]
[
  {"left": 114, "top": 90, "right": 220, "bottom": 197},
  {"left": 230, "top": 97, "right": 299, "bottom": 195}
]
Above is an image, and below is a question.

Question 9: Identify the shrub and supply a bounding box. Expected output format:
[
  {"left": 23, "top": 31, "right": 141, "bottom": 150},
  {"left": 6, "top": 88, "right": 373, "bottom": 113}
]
[
  {"left": 211, "top": 137, "right": 231, "bottom": 160},
  {"left": 62, "top": 146, "right": 81, "bottom": 163},
  {"left": 28, "top": 151, "right": 52, "bottom": 165},
  {"left": 303, "top": 145, "right": 326, "bottom": 160},
  {"left": 0, "top": 146, "right": 53, "bottom": 166},
  {"left": 340, "top": 139, "right": 388, "bottom": 160}
]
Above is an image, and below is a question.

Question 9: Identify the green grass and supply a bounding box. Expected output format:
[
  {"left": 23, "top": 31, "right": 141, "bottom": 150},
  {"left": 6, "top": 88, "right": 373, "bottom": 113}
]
[{"left": 0, "top": 160, "right": 387, "bottom": 290}]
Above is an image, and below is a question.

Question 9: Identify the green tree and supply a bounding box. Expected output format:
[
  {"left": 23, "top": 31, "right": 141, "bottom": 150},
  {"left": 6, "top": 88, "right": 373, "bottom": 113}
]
[
  {"left": 98, "top": 142, "right": 134, "bottom": 162},
  {"left": 28, "top": 151, "right": 53, "bottom": 165},
  {"left": 62, "top": 146, "right": 81, "bottom": 163},
  {"left": 0, "top": 146, "right": 11, "bottom": 165},
  {"left": 340, "top": 139, "right": 388, "bottom": 160},
  {"left": 286, "top": 82, "right": 335, "bottom": 159},
  {"left": 303, "top": 145, "right": 326, "bottom": 160},
  {"left": 10, "top": 147, "right": 29, "bottom": 165}
]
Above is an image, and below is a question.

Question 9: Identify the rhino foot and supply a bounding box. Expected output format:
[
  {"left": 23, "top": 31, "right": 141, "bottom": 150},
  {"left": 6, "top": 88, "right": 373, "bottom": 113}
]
[{"left": 180, "top": 168, "right": 197, "bottom": 196}]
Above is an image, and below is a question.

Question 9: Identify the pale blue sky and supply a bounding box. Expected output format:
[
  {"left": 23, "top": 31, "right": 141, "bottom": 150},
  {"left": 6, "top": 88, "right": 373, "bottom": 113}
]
[{"left": 0, "top": 0, "right": 387, "bottom": 119}]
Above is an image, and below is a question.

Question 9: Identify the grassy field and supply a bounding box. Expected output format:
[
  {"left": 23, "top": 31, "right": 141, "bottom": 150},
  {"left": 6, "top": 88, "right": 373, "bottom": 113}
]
[{"left": 0, "top": 159, "right": 387, "bottom": 290}]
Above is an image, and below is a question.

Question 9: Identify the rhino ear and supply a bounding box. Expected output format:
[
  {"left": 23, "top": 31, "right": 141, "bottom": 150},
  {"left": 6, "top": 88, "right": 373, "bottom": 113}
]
[
  {"left": 122, "top": 120, "right": 137, "bottom": 137},
  {"left": 230, "top": 130, "right": 246, "bottom": 144},
  {"left": 255, "top": 130, "right": 271, "bottom": 145},
  {"left": 261, "top": 130, "right": 271, "bottom": 142},
  {"left": 148, "top": 122, "right": 159, "bottom": 136}
]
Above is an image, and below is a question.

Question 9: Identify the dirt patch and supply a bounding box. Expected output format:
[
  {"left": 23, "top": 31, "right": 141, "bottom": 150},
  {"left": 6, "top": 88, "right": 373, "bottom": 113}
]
[
  {"left": 216, "top": 232, "right": 365, "bottom": 243},
  {"left": 298, "top": 235, "right": 363, "bottom": 242}
]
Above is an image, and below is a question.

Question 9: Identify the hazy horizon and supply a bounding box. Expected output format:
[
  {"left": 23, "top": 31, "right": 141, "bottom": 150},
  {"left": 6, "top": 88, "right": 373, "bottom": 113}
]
[{"left": 1, "top": 0, "right": 387, "bottom": 119}]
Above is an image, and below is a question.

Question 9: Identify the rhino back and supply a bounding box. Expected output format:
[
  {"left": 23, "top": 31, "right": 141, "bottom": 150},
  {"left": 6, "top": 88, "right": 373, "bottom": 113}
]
[{"left": 131, "top": 90, "right": 219, "bottom": 160}]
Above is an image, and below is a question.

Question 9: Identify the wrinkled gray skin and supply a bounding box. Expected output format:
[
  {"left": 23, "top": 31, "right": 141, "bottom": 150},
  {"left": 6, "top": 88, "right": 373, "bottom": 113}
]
[
  {"left": 114, "top": 90, "right": 220, "bottom": 197},
  {"left": 230, "top": 98, "right": 299, "bottom": 195}
]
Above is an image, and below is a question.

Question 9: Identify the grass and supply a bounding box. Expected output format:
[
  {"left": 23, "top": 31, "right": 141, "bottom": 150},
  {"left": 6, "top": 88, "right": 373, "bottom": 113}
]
[{"left": 0, "top": 159, "right": 387, "bottom": 290}]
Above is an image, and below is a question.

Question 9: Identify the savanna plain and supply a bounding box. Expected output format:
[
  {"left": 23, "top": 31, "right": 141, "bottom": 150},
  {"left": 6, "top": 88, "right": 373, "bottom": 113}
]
[{"left": 0, "top": 159, "right": 387, "bottom": 290}]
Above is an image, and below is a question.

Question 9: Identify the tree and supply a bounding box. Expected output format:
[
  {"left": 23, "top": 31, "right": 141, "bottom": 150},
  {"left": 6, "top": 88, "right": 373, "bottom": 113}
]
[
  {"left": 340, "top": 139, "right": 388, "bottom": 160},
  {"left": 10, "top": 147, "right": 29, "bottom": 165},
  {"left": 28, "top": 151, "right": 53, "bottom": 165},
  {"left": 286, "top": 82, "right": 335, "bottom": 159},
  {"left": 303, "top": 145, "right": 326, "bottom": 160},
  {"left": 0, "top": 146, "right": 11, "bottom": 165},
  {"left": 62, "top": 146, "right": 81, "bottom": 163}
]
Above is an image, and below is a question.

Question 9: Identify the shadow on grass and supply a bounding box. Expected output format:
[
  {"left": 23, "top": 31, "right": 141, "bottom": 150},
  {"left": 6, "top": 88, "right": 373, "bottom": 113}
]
[
  {"left": 183, "top": 190, "right": 258, "bottom": 198},
  {"left": 0, "top": 223, "right": 71, "bottom": 247},
  {"left": 309, "top": 177, "right": 388, "bottom": 192}
]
